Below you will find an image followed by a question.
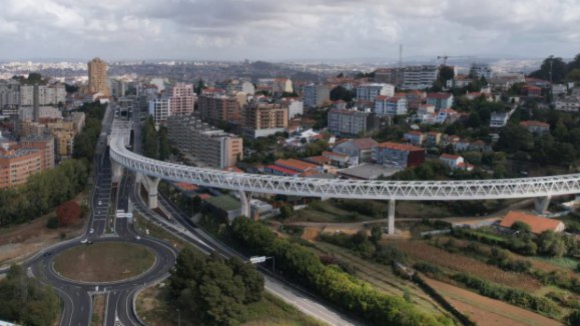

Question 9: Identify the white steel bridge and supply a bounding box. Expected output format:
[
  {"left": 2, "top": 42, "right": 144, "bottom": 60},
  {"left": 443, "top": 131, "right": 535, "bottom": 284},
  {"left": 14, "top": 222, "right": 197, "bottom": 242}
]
[{"left": 109, "top": 130, "right": 575, "bottom": 234}]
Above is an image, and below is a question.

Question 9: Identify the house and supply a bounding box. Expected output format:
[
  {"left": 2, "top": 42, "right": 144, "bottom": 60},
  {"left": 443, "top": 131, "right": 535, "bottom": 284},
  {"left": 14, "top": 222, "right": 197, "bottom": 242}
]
[
  {"left": 274, "top": 159, "right": 320, "bottom": 173},
  {"left": 417, "top": 104, "right": 435, "bottom": 115},
  {"left": 468, "top": 140, "right": 486, "bottom": 152},
  {"left": 323, "top": 151, "right": 355, "bottom": 168},
  {"left": 435, "top": 108, "right": 459, "bottom": 124},
  {"left": 404, "top": 131, "right": 424, "bottom": 146},
  {"left": 425, "top": 132, "right": 442, "bottom": 146},
  {"left": 555, "top": 97, "right": 580, "bottom": 112},
  {"left": 490, "top": 111, "right": 510, "bottom": 128},
  {"left": 519, "top": 120, "right": 550, "bottom": 135},
  {"left": 552, "top": 84, "right": 567, "bottom": 96},
  {"left": 264, "top": 164, "right": 300, "bottom": 177},
  {"left": 500, "top": 211, "right": 566, "bottom": 234},
  {"left": 374, "top": 95, "right": 408, "bottom": 116},
  {"left": 439, "top": 154, "right": 474, "bottom": 171},
  {"left": 426, "top": 93, "right": 454, "bottom": 110},
  {"left": 405, "top": 90, "right": 427, "bottom": 109},
  {"left": 455, "top": 139, "right": 471, "bottom": 152},
  {"left": 372, "top": 142, "right": 425, "bottom": 168},
  {"left": 521, "top": 85, "right": 542, "bottom": 97},
  {"left": 333, "top": 138, "right": 378, "bottom": 164}
]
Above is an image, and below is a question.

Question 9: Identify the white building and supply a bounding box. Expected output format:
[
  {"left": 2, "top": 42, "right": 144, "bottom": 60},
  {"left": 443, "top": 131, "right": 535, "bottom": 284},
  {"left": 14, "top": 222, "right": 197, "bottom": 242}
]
[
  {"left": 469, "top": 63, "right": 493, "bottom": 81},
  {"left": 555, "top": 97, "right": 580, "bottom": 112},
  {"left": 149, "top": 98, "right": 171, "bottom": 125},
  {"left": 490, "top": 111, "right": 510, "bottom": 128},
  {"left": 303, "top": 83, "right": 331, "bottom": 108},
  {"left": 439, "top": 154, "right": 474, "bottom": 171},
  {"left": 356, "top": 83, "right": 395, "bottom": 102},
  {"left": 234, "top": 81, "right": 255, "bottom": 95},
  {"left": 435, "top": 108, "right": 458, "bottom": 124},
  {"left": 21, "top": 84, "right": 66, "bottom": 106},
  {"left": 374, "top": 96, "right": 407, "bottom": 116},
  {"left": 402, "top": 65, "right": 439, "bottom": 90}
]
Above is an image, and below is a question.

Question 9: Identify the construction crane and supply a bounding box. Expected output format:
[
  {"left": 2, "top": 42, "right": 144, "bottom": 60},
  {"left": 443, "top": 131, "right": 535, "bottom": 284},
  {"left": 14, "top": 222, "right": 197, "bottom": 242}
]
[{"left": 437, "top": 55, "right": 476, "bottom": 66}]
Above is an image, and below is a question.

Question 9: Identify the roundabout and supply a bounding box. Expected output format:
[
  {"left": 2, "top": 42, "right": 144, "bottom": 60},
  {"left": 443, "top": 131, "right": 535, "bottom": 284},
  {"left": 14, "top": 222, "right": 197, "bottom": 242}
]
[{"left": 52, "top": 242, "right": 157, "bottom": 283}]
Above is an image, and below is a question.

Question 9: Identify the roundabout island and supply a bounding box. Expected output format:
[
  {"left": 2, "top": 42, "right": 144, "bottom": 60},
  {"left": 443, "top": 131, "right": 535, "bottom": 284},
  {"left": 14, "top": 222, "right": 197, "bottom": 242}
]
[{"left": 52, "top": 242, "right": 157, "bottom": 283}]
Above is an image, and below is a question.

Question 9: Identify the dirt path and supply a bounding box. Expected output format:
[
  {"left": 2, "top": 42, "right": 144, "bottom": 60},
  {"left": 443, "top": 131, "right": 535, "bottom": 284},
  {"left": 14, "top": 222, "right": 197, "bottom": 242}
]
[{"left": 422, "top": 276, "right": 562, "bottom": 326}]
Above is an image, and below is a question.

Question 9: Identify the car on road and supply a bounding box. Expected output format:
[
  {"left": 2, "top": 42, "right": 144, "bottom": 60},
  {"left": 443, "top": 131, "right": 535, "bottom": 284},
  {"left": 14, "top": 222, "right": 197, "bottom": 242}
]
[
  {"left": 43, "top": 252, "right": 52, "bottom": 257},
  {"left": 98, "top": 201, "right": 102, "bottom": 205},
  {"left": 89, "top": 228, "right": 94, "bottom": 234},
  {"left": 81, "top": 239, "right": 88, "bottom": 244},
  {"left": 135, "top": 236, "right": 141, "bottom": 240}
]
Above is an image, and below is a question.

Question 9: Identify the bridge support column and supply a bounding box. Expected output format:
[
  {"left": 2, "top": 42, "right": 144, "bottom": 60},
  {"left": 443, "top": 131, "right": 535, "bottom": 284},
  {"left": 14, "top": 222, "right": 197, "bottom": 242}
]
[
  {"left": 239, "top": 191, "right": 253, "bottom": 219},
  {"left": 534, "top": 195, "right": 551, "bottom": 215},
  {"left": 388, "top": 198, "right": 396, "bottom": 235},
  {"left": 111, "top": 160, "right": 124, "bottom": 184},
  {"left": 141, "top": 175, "right": 160, "bottom": 209}
]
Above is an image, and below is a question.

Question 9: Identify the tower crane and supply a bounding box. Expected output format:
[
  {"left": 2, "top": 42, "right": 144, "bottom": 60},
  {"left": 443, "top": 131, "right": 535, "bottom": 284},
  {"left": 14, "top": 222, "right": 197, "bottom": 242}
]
[{"left": 437, "top": 55, "right": 476, "bottom": 66}]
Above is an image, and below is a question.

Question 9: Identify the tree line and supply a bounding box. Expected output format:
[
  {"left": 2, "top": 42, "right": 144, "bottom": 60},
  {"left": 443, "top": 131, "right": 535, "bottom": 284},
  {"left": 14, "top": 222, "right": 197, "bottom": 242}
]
[
  {"left": 142, "top": 116, "right": 170, "bottom": 160},
  {"left": 0, "top": 265, "right": 59, "bottom": 326},
  {"left": 229, "top": 217, "right": 452, "bottom": 326},
  {"left": 72, "top": 101, "right": 106, "bottom": 162},
  {"left": 169, "top": 248, "right": 264, "bottom": 326}
]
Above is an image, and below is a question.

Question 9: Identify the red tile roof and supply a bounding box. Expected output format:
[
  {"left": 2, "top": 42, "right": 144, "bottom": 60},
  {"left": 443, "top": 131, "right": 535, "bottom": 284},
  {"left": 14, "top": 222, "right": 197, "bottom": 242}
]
[
  {"left": 266, "top": 164, "right": 300, "bottom": 175},
  {"left": 305, "top": 155, "right": 331, "bottom": 165},
  {"left": 440, "top": 153, "right": 461, "bottom": 160},
  {"left": 350, "top": 138, "right": 378, "bottom": 150},
  {"left": 174, "top": 182, "right": 199, "bottom": 191},
  {"left": 520, "top": 120, "right": 550, "bottom": 128},
  {"left": 275, "top": 159, "right": 318, "bottom": 172},
  {"left": 405, "top": 131, "right": 423, "bottom": 136},
  {"left": 500, "top": 211, "right": 564, "bottom": 234},
  {"left": 376, "top": 142, "right": 423, "bottom": 152}
]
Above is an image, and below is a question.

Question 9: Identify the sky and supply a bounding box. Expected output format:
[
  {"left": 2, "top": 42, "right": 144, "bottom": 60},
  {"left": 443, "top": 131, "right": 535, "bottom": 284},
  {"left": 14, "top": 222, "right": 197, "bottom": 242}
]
[{"left": 2, "top": 0, "right": 580, "bottom": 62}]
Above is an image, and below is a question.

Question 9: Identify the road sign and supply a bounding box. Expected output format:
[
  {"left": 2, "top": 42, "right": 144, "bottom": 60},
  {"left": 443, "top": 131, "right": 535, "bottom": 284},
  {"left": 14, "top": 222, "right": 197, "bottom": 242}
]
[
  {"left": 250, "top": 256, "right": 266, "bottom": 264},
  {"left": 125, "top": 213, "right": 133, "bottom": 218}
]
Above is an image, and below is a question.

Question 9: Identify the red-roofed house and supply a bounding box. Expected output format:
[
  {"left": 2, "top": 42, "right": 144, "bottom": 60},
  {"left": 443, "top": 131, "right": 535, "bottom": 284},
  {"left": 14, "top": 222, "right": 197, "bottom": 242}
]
[
  {"left": 520, "top": 120, "right": 550, "bottom": 135},
  {"left": 265, "top": 164, "right": 300, "bottom": 177},
  {"left": 439, "top": 154, "right": 474, "bottom": 171},
  {"left": 404, "top": 131, "right": 425, "bottom": 146},
  {"left": 323, "top": 151, "right": 352, "bottom": 168},
  {"left": 521, "top": 85, "right": 542, "bottom": 97},
  {"left": 274, "top": 159, "right": 320, "bottom": 173},
  {"left": 500, "top": 211, "right": 565, "bottom": 234},
  {"left": 427, "top": 93, "right": 454, "bottom": 110},
  {"left": 435, "top": 108, "right": 459, "bottom": 124},
  {"left": 372, "top": 142, "right": 425, "bottom": 168}
]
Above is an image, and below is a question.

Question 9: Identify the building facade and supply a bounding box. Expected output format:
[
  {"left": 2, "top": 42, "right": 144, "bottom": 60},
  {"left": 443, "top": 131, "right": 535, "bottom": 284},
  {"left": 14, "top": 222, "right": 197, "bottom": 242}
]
[
  {"left": 198, "top": 93, "right": 242, "bottom": 125},
  {"left": 0, "top": 147, "right": 42, "bottom": 188},
  {"left": 242, "top": 102, "right": 288, "bottom": 138},
  {"left": 166, "top": 83, "right": 196, "bottom": 116},
  {"left": 356, "top": 83, "right": 395, "bottom": 102},
  {"left": 327, "top": 109, "right": 378, "bottom": 136},
  {"left": 303, "top": 83, "right": 331, "bottom": 108},
  {"left": 166, "top": 116, "right": 243, "bottom": 168},
  {"left": 148, "top": 98, "right": 171, "bottom": 125},
  {"left": 372, "top": 142, "right": 425, "bottom": 168},
  {"left": 88, "top": 57, "right": 109, "bottom": 97},
  {"left": 374, "top": 96, "right": 408, "bottom": 116},
  {"left": 427, "top": 93, "right": 454, "bottom": 111}
]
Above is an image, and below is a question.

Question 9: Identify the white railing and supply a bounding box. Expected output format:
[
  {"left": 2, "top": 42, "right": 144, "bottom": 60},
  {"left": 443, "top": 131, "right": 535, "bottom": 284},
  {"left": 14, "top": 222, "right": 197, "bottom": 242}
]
[{"left": 109, "top": 130, "right": 580, "bottom": 200}]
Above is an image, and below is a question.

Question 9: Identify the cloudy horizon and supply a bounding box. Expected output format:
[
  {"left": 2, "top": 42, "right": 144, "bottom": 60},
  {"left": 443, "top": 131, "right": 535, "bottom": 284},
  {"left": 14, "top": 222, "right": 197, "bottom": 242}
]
[{"left": 2, "top": 0, "right": 580, "bottom": 62}]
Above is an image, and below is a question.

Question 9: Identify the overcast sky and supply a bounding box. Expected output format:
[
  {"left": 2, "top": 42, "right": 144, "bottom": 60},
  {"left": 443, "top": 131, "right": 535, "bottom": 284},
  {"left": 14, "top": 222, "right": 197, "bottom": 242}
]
[{"left": 2, "top": 0, "right": 580, "bottom": 61}]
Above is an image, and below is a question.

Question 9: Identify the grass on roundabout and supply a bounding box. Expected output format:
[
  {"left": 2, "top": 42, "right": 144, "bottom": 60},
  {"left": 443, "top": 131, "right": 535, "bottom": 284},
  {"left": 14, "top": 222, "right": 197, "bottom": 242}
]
[{"left": 52, "top": 242, "right": 156, "bottom": 283}]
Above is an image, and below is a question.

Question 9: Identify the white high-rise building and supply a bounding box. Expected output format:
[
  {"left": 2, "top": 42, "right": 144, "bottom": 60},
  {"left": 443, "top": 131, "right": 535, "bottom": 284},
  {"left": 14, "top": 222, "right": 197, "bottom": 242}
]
[
  {"left": 469, "top": 63, "right": 493, "bottom": 81},
  {"left": 356, "top": 83, "right": 395, "bottom": 102},
  {"left": 20, "top": 84, "right": 66, "bottom": 106},
  {"left": 148, "top": 98, "right": 171, "bottom": 125},
  {"left": 303, "top": 83, "right": 331, "bottom": 108}
]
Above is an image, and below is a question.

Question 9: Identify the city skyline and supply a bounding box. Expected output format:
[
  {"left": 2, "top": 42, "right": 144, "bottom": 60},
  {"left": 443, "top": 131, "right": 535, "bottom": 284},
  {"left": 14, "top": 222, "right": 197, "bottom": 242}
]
[{"left": 1, "top": 0, "right": 579, "bottom": 61}]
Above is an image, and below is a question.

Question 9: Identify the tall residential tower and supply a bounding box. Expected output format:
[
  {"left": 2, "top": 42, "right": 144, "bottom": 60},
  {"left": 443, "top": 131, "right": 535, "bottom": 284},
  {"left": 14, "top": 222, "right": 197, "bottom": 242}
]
[{"left": 88, "top": 57, "right": 109, "bottom": 97}]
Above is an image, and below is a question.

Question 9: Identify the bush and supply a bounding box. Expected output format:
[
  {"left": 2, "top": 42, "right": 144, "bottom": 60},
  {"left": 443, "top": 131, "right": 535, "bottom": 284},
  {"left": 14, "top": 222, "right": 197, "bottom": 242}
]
[{"left": 46, "top": 217, "right": 59, "bottom": 229}]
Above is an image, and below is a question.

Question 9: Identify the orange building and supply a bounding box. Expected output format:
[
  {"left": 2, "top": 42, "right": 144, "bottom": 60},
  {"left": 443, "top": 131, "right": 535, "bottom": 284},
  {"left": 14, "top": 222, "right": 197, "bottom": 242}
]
[{"left": 0, "top": 148, "right": 42, "bottom": 188}]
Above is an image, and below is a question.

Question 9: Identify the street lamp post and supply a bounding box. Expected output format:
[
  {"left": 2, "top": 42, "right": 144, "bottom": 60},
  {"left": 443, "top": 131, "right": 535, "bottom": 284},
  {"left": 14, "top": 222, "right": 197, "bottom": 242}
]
[{"left": 177, "top": 308, "right": 181, "bottom": 326}]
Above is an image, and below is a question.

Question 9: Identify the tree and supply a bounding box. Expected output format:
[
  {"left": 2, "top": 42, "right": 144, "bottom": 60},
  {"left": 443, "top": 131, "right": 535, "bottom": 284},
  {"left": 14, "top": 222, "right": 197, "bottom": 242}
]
[
  {"left": 466, "top": 112, "right": 481, "bottom": 128},
  {"left": 511, "top": 221, "right": 531, "bottom": 233},
  {"left": 55, "top": 200, "right": 81, "bottom": 227},
  {"left": 279, "top": 205, "right": 294, "bottom": 220},
  {"left": 330, "top": 86, "right": 356, "bottom": 102},
  {"left": 496, "top": 125, "right": 533, "bottom": 153},
  {"left": 529, "top": 56, "right": 568, "bottom": 83},
  {"left": 537, "top": 230, "right": 567, "bottom": 257},
  {"left": 370, "top": 225, "right": 382, "bottom": 245},
  {"left": 439, "top": 65, "right": 455, "bottom": 83}
]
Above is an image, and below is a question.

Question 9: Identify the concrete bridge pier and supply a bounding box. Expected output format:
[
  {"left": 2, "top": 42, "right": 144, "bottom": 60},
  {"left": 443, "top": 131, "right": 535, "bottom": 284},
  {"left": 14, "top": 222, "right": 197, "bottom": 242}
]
[
  {"left": 141, "top": 174, "right": 161, "bottom": 209},
  {"left": 388, "top": 198, "right": 395, "bottom": 235},
  {"left": 111, "top": 160, "right": 124, "bottom": 184},
  {"left": 239, "top": 190, "right": 253, "bottom": 219},
  {"left": 534, "top": 195, "right": 552, "bottom": 215}
]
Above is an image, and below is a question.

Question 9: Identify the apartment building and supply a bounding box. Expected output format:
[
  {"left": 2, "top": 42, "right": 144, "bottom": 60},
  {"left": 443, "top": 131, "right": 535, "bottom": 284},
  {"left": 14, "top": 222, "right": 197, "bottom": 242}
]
[
  {"left": 356, "top": 83, "right": 395, "bottom": 102},
  {"left": 0, "top": 146, "right": 42, "bottom": 188},
  {"left": 148, "top": 98, "right": 171, "bottom": 125},
  {"left": 0, "top": 79, "right": 21, "bottom": 108},
  {"left": 303, "top": 83, "right": 331, "bottom": 108},
  {"left": 427, "top": 93, "right": 454, "bottom": 111},
  {"left": 469, "top": 63, "right": 493, "bottom": 81},
  {"left": 376, "top": 66, "right": 438, "bottom": 90},
  {"left": 88, "top": 57, "right": 109, "bottom": 97},
  {"left": 21, "top": 84, "right": 66, "bottom": 106},
  {"left": 327, "top": 109, "right": 378, "bottom": 136},
  {"left": 166, "top": 83, "right": 196, "bottom": 116},
  {"left": 110, "top": 79, "right": 127, "bottom": 98},
  {"left": 372, "top": 142, "right": 425, "bottom": 168},
  {"left": 166, "top": 116, "right": 243, "bottom": 169},
  {"left": 198, "top": 93, "right": 242, "bottom": 125},
  {"left": 19, "top": 135, "right": 55, "bottom": 170},
  {"left": 374, "top": 96, "right": 407, "bottom": 116},
  {"left": 242, "top": 102, "right": 288, "bottom": 138}
]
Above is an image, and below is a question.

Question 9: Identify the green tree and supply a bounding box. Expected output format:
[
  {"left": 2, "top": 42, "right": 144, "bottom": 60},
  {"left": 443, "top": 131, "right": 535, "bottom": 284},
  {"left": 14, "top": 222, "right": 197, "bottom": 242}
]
[
  {"left": 511, "top": 221, "right": 531, "bottom": 233},
  {"left": 279, "top": 205, "right": 294, "bottom": 220},
  {"left": 496, "top": 125, "right": 533, "bottom": 153},
  {"left": 529, "top": 56, "right": 568, "bottom": 83},
  {"left": 438, "top": 65, "right": 455, "bottom": 83},
  {"left": 566, "top": 310, "right": 580, "bottom": 326},
  {"left": 370, "top": 225, "right": 382, "bottom": 245},
  {"left": 537, "top": 230, "right": 567, "bottom": 257},
  {"left": 466, "top": 112, "right": 481, "bottom": 128}
]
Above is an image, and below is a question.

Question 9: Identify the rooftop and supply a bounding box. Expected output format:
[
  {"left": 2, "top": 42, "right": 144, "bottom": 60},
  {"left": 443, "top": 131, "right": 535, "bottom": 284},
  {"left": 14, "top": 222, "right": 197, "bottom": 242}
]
[
  {"left": 520, "top": 120, "right": 550, "bottom": 128},
  {"left": 204, "top": 195, "right": 241, "bottom": 211},
  {"left": 499, "top": 211, "right": 564, "bottom": 234},
  {"left": 427, "top": 92, "right": 452, "bottom": 100},
  {"left": 338, "top": 163, "right": 402, "bottom": 180},
  {"left": 376, "top": 142, "right": 423, "bottom": 152},
  {"left": 275, "top": 158, "right": 318, "bottom": 172}
]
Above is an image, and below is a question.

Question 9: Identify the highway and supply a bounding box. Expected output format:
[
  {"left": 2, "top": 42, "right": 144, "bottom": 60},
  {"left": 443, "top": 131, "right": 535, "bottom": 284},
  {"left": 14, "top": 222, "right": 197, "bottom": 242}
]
[{"left": 24, "top": 104, "right": 179, "bottom": 326}]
